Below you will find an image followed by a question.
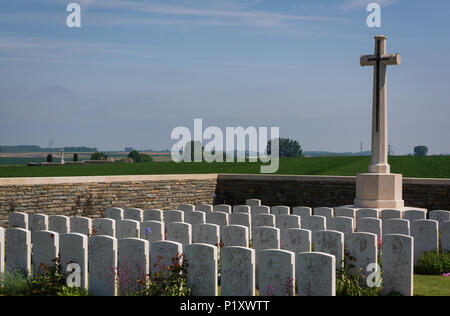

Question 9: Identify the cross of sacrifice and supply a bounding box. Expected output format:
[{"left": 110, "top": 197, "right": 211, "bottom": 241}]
[{"left": 360, "top": 35, "right": 401, "bottom": 174}]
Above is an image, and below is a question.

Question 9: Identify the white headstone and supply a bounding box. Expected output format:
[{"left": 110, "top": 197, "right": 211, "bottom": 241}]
[
  {"left": 251, "top": 205, "right": 270, "bottom": 216},
  {"left": 166, "top": 222, "right": 192, "bottom": 246},
  {"left": 8, "top": 212, "right": 29, "bottom": 230},
  {"left": 185, "top": 243, "right": 218, "bottom": 296},
  {"left": 206, "top": 211, "right": 229, "bottom": 228},
  {"left": 222, "top": 225, "right": 249, "bottom": 247},
  {"left": 258, "top": 249, "right": 295, "bottom": 296},
  {"left": 143, "top": 209, "right": 163, "bottom": 222},
  {"left": 314, "top": 207, "right": 334, "bottom": 220},
  {"left": 328, "top": 216, "right": 354, "bottom": 235},
  {"left": 382, "top": 234, "right": 413, "bottom": 296},
  {"left": 192, "top": 223, "right": 220, "bottom": 246},
  {"left": 93, "top": 218, "right": 116, "bottom": 237},
  {"left": 313, "top": 230, "right": 344, "bottom": 267},
  {"left": 70, "top": 217, "right": 92, "bottom": 236},
  {"left": 302, "top": 215, "right": 326, "bottom": 233},
  {"left": 440, "top": 221, "right": 450, "bottom": 252},
  {"left": 60, "top": 233, "right": 88, "bottom": 289},
  {"left": 345, "top": 232, "right": 378, "bottom": 285},
  {"left": 410, "top": 219, "right": 438, "bottom": 265},
  {"left": 141, "top": 221, "right": 164, "bottom": 243},
  {"left": 280, "top": 228, "right": 311, "bottom": 254},
  {"left": 357, "top": 217, "right": 382, "bottom": 241},
  {"left": 230, "top": 213, "right": 251, "bottom": 240},
  {"left": 32, "top": 230, "right": 59, "bottom": 277},
  {"left": 48, "top": 215, "right": 70, "bottom": 234},
  {"left": 118, "top": 238, "right": 149, "bottom": 296},
  {"left": 124, "top": 208, "right": 144, "bottom": 222},
  {"left": 296, "top": 252, "right": 336, "bottom": 296},
  {"left": 382, "top": 218, "right": 410, "bottom": 236},
  {"left": 381, "top": 209, "right": 402, "bottom": 220},
  {"left": 221, "top": 246, "right": 255, "bottom": 296},
  {"left": 5, "top": 228, "right": 31, "bottom": 275},
  {"left": 252, "top": 214, "right": 275, "bottom": 232},
  {"left": 429, "top": 210, "right": 450, "bottom": 231},
  {"left": 179, "top": 204, "right": 195, "bottom": 212},
  {"left": 271, "top": 206, "right": 290, "bottom": 216},
  {"left": 185, "top": 211, "right": 206, "bottom": 226},
  {"left": 164, "top": 210, "right": 184, "bottom": 223},
  {"left": 30, "top": 213, "right": 48, "bottom": 232},
  {"left": 292, "top": 207, "right": 312, "bottom": 218},
  {"left": 89, "top": 235, "right": 118, "bottom": 296},
  {"left": 214, "top": 204, "right": 232, "bottom": 214},
  {"left": 403, "top": 210, "right": 426, "bottom": 222},
  {"left": 246, "top": 199, "right": 261, "bottom": 207},
  {"left": 334, "top": 208, "right": 356, "bottom": 219},
  {"left": 357, "top": 208, "right": 379, "bottom": 219},
  {"left": 276, "top": 215, "right": 301, "bottom": 230},
  {"left": 105, "top": 207, "right": 124, "bottom": 221},
  {"left": 116, "top": 219, "right": 140, "bottom": 239},
  {"left": 0, "top": 227, "right": 4, "bottom": 273},
  {"left": 233, "top": 205, "right": 251, "bottom": 214},
  {"left": 197, "top": 204, "right": 213, "bottom": 213},
  {"left": 253, "top": 227, "right": 280, "bottom": 251},
  {"left": 150, "top": 240, "right": 183, "bottom": 275}
]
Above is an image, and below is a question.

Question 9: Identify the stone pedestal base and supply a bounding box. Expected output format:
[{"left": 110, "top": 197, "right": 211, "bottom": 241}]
[{"left": 354, "top": 173, "right": 404, "bottom": 209}]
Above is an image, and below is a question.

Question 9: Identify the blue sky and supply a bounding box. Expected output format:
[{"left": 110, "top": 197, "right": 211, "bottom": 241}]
[{"left": 0, "top": 0, "right": 449, "bottom": 154}]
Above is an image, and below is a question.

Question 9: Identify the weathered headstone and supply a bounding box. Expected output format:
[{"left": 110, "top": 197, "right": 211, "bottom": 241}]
[
  {"left": 222, "top": 225, "right": 249, "bottom": 247},
  {"left": 166, "top": 222, "right": 192, "bottom": 246},
  {"left": 440, "top": 221, "right": 450, "bottom": 252},
  {"left": 5, "top": 228, "right": 31, "bottom": 275},
  {"left": 206, "top": 211, "right": 229, "bottom": 227},
  {"left": 124, "top": 208, "right": 144, "bottom": 222},
  {"left": 70, "top": 217, "right": 92, "bottom": 236},
  {"left": 357, "top": 217, "right": 382, "bottom": 240},
  {"left": 253, "top": 227, "right": 280, "bottom": 251},
  {"left": 179, "top": 204, "right": 195, "bottom": 212},
  {"left": 118, "top": 238, "right": 149, "bottom": 296},
  {"left": 89, "top": 235, "right": 118, "bottom": 296},
  {"left": 302, "top": 215, "right": 326, "bottom": 233},
  {"left": 233, "top": 205, "right": 251, "bottom": 214},
  {"left": 382, "top": 218, "right": 410, "bottom": 236},
  {"left": 258, "top": 249, "right": 295, "bottom": 296},
  {"left": 280, "top": 228, "right": 311, "bottom": 254},
  {"left": 276, "top": 215, "right": 301, "bottom": 230},
  {"left": 403, "top": 210, "right": 426, "bottom": 222},
  {"left": 357, "top": 208, "right": 379, "bottom": 219},
  {"left": 251, "top": 205, "right": 270, "bottom": 216},
  {"left": 143, "top": 209, "right": 163, "bottom": 222},
  {"left": 381, "top": 209, "right": 402, "bottom": 220},
  {"left": 116, "top": 219, "right": 140, "bottom": 239},
  {"left": 105, "top": 207, "right": 124, "bottom": 221},
  {"left": 230, "top": 212, "right": 251, "bottom": 240},
  {"left": 221, "top": 246, "right": 255, "bottom": 296},
  {"left": 164, "top": 210, "right": 184, "bottom": 223},
  {"left": 314, "top": 207, "right": 334, "bottom": 220},
  {"left": 185, "top": 211, "right": 206, "bottom": 226},
  {"left": 382, "top": 234, "right": 413, "bottom": 296},
  {"left": 150, "top": 240, "right": 183, "bottom": 275},
  {"left": 246, "top": 199, "right": 261, "bottom": 207},
  {"left": 60, "top": 233, "right": 88, "bottom": 289},
  {"left": 327, "top": 216, "right": 354, "bottom": 235},
  {"left": 49, "top": 215, "right": 70, "bottom": 234},
  {"left": 30, "top": 213, "right": 48, "bottom": 232},
  {"left": 93, "top": 218, "right": 116, "bottom": 237},
  {"left": 292, "top": 207, "right": 312, "bottom": 218},
  {"left": 271, "top": 206, "right": 290, "bottom": 216},
  {"left": 185, "top": 243, "right": 218, "bottom": 296},
  {"left": 140, "top": 220, "right": 164, "bottom": 243},
  {"left": 252, "top": 214, "right": 275, "bottom": 232},
  {"left": 33, "top": 231, "right": 59, "bottom": 277},
  {"left": 429, "top": 210, "right": 450, "bottom": 231},
  {"left": 197, "top": 204, "right": 213, "bottom": 213},
  {"left": 334, "top": 208, "right": 356, "bottom": 219},
  {"left": 8, "top": 212, "right": 29, "bottom": 230},
  {"left": 214, "top": 204, "right": 232, "bottom": 214},
  {"left": 313, "top": 230, "right": 344, "bottom": 267},
  {"left": 296, "top": 252, "right": 336, "bottom": 296},
  {"left": 410, "top": 219, "right": 438, "bottom": 265},
  {"left": 345, "top": 232, "right": 377, "bottom": 285},
  {"left": 192, "top": 223, "right": 220, "bottom": 246}
]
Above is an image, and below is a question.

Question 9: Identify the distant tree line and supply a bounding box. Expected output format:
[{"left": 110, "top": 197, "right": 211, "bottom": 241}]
[{"left": 0, "top": 145, "right": 98, "bottom": 153}]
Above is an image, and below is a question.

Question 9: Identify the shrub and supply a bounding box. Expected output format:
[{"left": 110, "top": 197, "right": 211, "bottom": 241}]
[
  {"left": 90, "top": 152, "right": 109, "bottom": 160},
  {"left": 0, "top": 270, "right": 33, "bottom": 296},
  {"left": 415, "top": 251, "right": 450, "bottom": 275},
  {"left": 30, "top": 258, "right": 67, "bottom": 296},
  {"left": 73, "top": 153, "right": 78, "bottom": 162},
  {"left": 127, "top": 150, "right": 153, "bottom": 163},
  {"left": 47, "top": 154, "right": 53, "bottom": 163}
]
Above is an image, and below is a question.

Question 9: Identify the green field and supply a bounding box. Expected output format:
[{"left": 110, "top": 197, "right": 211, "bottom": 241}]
[
  {"left": 0, "top": 156, "right": 448, "bottom": 178},
  {"left": 414, "top": 275, "right": 450, "bottom": 296}
]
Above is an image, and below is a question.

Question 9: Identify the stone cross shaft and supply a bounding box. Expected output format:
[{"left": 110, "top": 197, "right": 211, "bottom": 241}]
[{"left": 360, "top": 35, "right": 400, "bottom": 174}]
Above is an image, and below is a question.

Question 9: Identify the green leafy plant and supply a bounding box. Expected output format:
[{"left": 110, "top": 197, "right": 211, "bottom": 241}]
[
  {"left": 0, "top": 270, "right": 33, "bottom": 296},
  {"left": 415, "top": 251, "right": 450, "bottom": 275},
  {"left": 30, "top": 257, "right": 68, "bottom": 296},
  {"left": 90, "top": 152, "right": 109, "bottom": 160}
]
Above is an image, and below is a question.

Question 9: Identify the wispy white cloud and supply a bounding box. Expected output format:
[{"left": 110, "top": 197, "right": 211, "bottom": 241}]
[{"left": 341, "top": 0, "right": 399, "bottom": 11}]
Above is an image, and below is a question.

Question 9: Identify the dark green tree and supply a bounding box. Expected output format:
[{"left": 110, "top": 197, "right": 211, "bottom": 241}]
[
  {"left": 73, "top": 153, "right": 79, "bottom": 162},
  {"left": 91, "top": 152, "right": 109, "bottom": 160},
  {"left": 414, "top": 146, "right": 429, "bottom": 156},
  {"left": 47, "top": 154, "right": 53, "bottom": 163},
  {"left": 127, "top": 150, "right": 153, "bottom": 163},
  {"left": 266, "top": 138, "right": 303, "bottom": 158}
]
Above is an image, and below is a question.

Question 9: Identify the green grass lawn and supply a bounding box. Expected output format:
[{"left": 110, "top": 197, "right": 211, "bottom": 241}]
[
  {"left": 0, "top": 156, "right": 448, "bottom": 178},
  {"left": 414, "top": 275, "right": 450, "bottom": 296}
]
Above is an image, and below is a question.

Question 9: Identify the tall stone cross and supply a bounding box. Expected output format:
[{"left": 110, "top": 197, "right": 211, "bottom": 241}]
[{"left": 360, "top": 35, "right": 400, "bottom": 174}]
